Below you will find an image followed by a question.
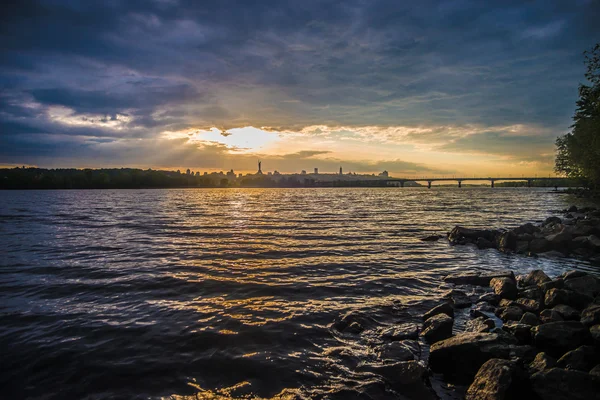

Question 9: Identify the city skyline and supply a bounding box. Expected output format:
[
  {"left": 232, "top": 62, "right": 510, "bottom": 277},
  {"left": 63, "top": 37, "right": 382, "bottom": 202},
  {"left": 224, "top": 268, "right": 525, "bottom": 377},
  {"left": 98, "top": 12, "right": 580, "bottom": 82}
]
[{"left": 1, "top": 1, "right": 599, "bottom": 176}]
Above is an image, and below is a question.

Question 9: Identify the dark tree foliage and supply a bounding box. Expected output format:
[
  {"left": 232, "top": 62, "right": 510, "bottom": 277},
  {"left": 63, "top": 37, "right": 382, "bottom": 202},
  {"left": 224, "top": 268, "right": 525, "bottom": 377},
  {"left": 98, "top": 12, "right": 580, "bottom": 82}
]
[{"left": 555, "top": 43, "right": 600, "bottom": 189}]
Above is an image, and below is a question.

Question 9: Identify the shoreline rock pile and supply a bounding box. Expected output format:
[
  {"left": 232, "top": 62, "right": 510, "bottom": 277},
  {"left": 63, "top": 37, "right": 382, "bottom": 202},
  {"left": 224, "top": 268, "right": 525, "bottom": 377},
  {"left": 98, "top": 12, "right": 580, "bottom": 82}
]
[
  {"left": 443, "top": 205, "right": 600, "bottom": 262},
  {"left": 428, "top": 268, "right": 600, "bottom": 399}
]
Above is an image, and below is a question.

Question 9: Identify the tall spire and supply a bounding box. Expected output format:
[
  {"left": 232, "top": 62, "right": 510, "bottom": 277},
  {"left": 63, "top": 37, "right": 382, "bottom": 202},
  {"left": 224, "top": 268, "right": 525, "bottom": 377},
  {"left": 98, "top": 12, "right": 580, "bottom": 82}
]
[{"left": 257, "top": 160, "right": 263, "bottom": 174}]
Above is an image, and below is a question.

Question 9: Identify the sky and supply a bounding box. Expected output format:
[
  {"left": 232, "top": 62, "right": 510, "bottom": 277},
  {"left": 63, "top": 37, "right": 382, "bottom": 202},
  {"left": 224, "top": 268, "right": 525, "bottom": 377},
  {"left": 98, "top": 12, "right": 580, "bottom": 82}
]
[{"left": 1, "top": 0, "right": 599, "bottom": 177}]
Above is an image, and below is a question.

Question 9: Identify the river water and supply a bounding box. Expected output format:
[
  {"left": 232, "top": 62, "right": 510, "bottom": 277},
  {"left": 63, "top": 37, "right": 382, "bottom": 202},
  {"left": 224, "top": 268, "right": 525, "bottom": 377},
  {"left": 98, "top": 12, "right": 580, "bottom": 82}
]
[{"left": 0, "top": 188, "right": 597, "bottom": 399}]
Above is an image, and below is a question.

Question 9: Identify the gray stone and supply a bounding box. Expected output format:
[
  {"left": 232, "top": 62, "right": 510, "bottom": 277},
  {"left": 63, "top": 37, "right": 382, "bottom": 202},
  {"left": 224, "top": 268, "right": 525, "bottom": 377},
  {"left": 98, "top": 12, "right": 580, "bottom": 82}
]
[
  {"left": 375, "top": 341, "right": 416, "bottom": 361},
  {"left": 358, "top": 360, "right": 427, "bottom": 386},
  {"left": 515, "top": 240, "right": 529, "bottom": 253},
  {"left": 581, "top": 304, "right": 600, "bottom": 326},
  {"left": 465, "top": 316, "right": 496, "bottom": 333},
  {"left": 530, "top": 368, "right": 600, "bottom": 400},
  {"left": 379, "top": 323, "right": 419, "bottom": 341},
  {"left": 532, "top": 321, "right": 591, "bottom": 357},
  {"left": 540, "top": 308, "right": 564, "bottom": 324},
  {"left": 528, "top": 352, "right": 556, "bottom": 373},
  {"left": 442, "top": 289, "right": 471, "bottom": 308},
  {"left": 519, "top": 312, "right": 539, "bottom": 326},
  {"left": 477, "top": 293, "right": 501, "bottom": 306},
  {"left": 552, "top": 304, "right": 580, "bottom": 320},
  {"left": 545, "top": 288, "right": 570, "bottom": 308},
  {"left": 498, "top": 231, "right": 517, "bottom": 252},
  {"left": 522, "top": 270, "right": 551, "bottom": 286},
  {"left": 563, "top": 270, "right": 589, "bottom": 280},
  {"left": 423, "top": 302, "right": 454, "bottom": 320},
  {"left": 590, "top": 324, "right": 600, "bottom": 344},
  {"left": 477, "top": 237, "right": 496, "bottom": 249},
  {"left": 490, "top": 277, "right": 518, "bottom": 300},
  {"left": 515, "top": 298, "right": 541, "bottom": 313},
  {"left": 500, "top": 306, "right": 523, "bottom": 322},
  {"left": 542, "top": 216, "right": 562, "bottom": 226},
  {"left": 591, "top": 364, "right": 600, "bottom": 377},
  {"left": 503, "top": 323, "right": 531, "bottom": 344},
  {"left": 529, "top": 238, "right": 551, "bottom": 253},
  {"left": 565, "top": 275, "right": 600, "bottom": 298},
  {"left": 443, "top": 271, "right": 515, "bottom": 287},
  {"left": 465, "top": 359, "right": 518, "bottom": 400},
  {"left": 428, "top": 332, "right": 520, "bottom": 383},
  {"left": 421, "top": 313, "right": 453, "bottom": 343},
  {"left": 557, "top": 345, "right": 598, "bottom": 372},
  {"left": 539, "top": 278, "right": 564, "bottom": 293},
  {"left": 519, "top": 287, "right": 542, "bottom": 300}
]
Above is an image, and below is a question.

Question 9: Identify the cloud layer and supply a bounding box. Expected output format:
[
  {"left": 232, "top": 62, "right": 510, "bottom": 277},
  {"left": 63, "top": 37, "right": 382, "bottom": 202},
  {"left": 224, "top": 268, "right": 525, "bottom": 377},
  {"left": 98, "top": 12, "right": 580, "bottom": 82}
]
[{"left": 1, "top": 0, "right": 598, "bottom": 175}]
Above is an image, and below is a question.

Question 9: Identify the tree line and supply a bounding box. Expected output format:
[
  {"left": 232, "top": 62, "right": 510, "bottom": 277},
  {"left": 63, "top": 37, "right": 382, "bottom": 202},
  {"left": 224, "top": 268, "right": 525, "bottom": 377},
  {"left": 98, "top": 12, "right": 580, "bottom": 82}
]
[{"left": 555, "top": 43, "right": 600, "bottom": 192}]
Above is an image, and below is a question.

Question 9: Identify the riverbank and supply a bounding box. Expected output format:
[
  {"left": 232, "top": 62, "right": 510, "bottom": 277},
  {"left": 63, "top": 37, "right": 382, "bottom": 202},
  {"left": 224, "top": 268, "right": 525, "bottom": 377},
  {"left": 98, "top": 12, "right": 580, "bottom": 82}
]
[{"left": 400, "top": 206, "right": 600, "bottom": 399}]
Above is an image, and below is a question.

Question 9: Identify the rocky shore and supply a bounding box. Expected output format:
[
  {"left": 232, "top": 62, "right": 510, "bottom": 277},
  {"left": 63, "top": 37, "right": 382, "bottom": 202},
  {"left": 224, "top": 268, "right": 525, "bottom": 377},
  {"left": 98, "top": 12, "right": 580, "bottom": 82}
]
[
  {"left": 329, "top": 206, "right": 600, "bottom": 399},
  {"left": 443, "top": 205, "right": 600, "bottom": 263}
]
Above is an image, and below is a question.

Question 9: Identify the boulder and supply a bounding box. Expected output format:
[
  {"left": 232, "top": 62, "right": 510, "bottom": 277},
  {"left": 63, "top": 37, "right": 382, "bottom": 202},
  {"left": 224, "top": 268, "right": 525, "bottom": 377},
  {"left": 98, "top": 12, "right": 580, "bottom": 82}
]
[
  {"left": 443, "top": 271, "right": 515, "bottom": 287},
  {"left": 423, "top": 302, "right": 454, "bottom": 320},
  {"left": 442, "top": 289, "right": 471, "bottom": 308},
  {"left": 530, "top": 367, "right": 600, "bottom": 400},
  {"left": 539, "top": 278, "right": 564, "bottom": 293},
  {"left": 528, "top": 352, "right": 556, "bottom": 373},
  {"left": 571, "top": 224, "right": 595, "bottom": 237},
  {"left": 375, "top": 341, "right": 416, "bottom": 361},
  {"left": 591, "top": 324, "right": 600, "bottom": 344},
  {"left": 428, "top": 332, "right": 520, "bottom": 383},
  {"left": 545, "top": 288, "right": 570, "bottom": 308},
  {"left": 522, "top": 270, "right": 551, "bottom": 286},
  {"left": 448, "top": 226, "right": 499, "bottom": 245},
  {"left": 477, "top": 237, "right": 496, "bottom": 249},
  {"left": 503, "top": 323, "right": 531, "bottom": 344},
  {"left": 465, "top": 316, "right": 496, "bottom": 333},
  {"left": 498, "top": 231, "right": 517, "bottom": 252},
  {"left": 552, "top": 304, "right": 580, "bottom": 320},
  {"left": 539, "top": 308, "right": 564, "bottom": 324},
  {"left": 557, "top": 345, "right": 598, "bottom": 372},
  {"left": 529, "top": 238, "right": 551, "bottom": 253},
  {"left": 499, "top": 306, "right": 524, "bottom": 322},
  {"left": 421, "top": 313, "right": 453, "bottom": 343},
  {"left": 379, "top": 323, "right": 419, "bottom": 341},
  {"left": 563, "top": 270, "right": 588, "bottom": 281},
  {"left": 358, "top": 360, "right": 427, "bottom": 386},
  {"left": 545, "top": 229, "right": 573, "bottom": 249},
  {"left": 532, "top": 321, "right": 591, "bottom": 356},
  {"left": 490, "top": 277, "right": 518, "bottom": 300},
  {"left": 333, "top": 311, "right": 375, "bottom": 333},
  {"left": 519, "top": 287, "right": 543, "bottom": 300},
  {"left": 513, "top": 223, "right": 539, "bottom": 235},
  {"left": 519, "top": 312, "right": 540, "bottom": 326},
  {"left": 478, "top": 293, "right": 501, "bottom": 306},
  {"left": 542, "top": 216, "right": 562, "bottom": 226},
  {"left": 538, "top": 250, "right": 567, "bottom": 258},
  {"left": 515, "top": 241, "right": 529, "bottom": 253},
  {"left": 465, "top": 359, "right": 519, "bottom": 400},
  {"left": 565, "top": 275, "right": 600, "bottom": 298},
  {"left": 591, "top": 364, "right": 600, "bottom": 377},
  {"left": 581, "top": 304, "right": 600, "bottom": 326},
  {"left": 515, "top": 298, "right": 541, "bottom": 313}
]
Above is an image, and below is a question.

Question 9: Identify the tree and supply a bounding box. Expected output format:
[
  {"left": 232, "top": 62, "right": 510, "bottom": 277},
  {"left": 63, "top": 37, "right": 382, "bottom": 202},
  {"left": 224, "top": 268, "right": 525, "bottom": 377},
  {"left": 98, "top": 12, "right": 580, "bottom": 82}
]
[{"left": 555, "top": 43, "right": 600, "bottom": 189}]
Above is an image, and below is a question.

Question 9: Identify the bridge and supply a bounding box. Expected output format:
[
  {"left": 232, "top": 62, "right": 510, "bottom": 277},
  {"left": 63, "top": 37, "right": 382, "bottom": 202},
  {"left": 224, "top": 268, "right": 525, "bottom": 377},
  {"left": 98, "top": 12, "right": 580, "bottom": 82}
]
[{"left": 383, "top": 177, "right": 564, "bottom": 188}]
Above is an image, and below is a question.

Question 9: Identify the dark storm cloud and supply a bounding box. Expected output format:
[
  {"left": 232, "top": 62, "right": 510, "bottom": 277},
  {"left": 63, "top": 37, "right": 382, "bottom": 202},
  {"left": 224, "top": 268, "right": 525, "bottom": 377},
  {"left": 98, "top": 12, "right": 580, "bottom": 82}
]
[{"left": 1, "top": 0, "right": 599, "bottom": 167}]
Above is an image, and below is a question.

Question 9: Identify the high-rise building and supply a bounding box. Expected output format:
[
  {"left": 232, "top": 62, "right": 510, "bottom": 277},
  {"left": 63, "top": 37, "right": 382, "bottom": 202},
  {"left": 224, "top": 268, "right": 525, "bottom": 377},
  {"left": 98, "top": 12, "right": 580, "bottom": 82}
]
[
  {"left": 339, "top": 166, "right": 343, "bottom": 175},
  {"left": 314, "top": 168, "right": 319, "bottom": 174}
]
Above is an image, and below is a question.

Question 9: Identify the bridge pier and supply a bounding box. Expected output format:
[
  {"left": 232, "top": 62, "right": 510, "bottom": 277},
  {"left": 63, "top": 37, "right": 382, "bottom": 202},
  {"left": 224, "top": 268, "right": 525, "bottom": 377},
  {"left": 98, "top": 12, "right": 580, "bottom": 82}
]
[
  {"left": 458, "top": 180, "right": 462, "bottom": 188},
  {"left": 491, "top": 180, "right": 495, "bottom": 188},
  {"left": 427, "top": 181, "right": 432, "bottom": 189}
]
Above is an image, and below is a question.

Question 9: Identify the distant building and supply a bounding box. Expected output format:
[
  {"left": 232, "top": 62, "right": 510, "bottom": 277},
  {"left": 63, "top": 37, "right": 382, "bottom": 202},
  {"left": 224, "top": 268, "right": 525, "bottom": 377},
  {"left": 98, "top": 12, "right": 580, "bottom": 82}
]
[
  {"left": 314, "top": 168, "right": 319, "bottom": 174},
  {"left": 273, "top": 170, "right": 281, "bottom": 175},
  {"left": 195, "top": 172, "right": 200, "bottom": 176},
  {"left": 204, "top": 172, "right": 208, "bottom": 175},
  {"left": 238, "top": 173, "right": 243, "bottom": 178},
  {"left": 301, "top": 170, "right": 306, "bottom": 175},
  {"left": 186, "top": 169, "right": 191, "bottom": 175},
  {"left": 339, "top": 166, "right": 343, "bottom": 175},
  {"left": 379, "top": 170, "right": 389, "bottom": 177},
  {"left": 267, "top": 172, "right": 272, "bottom": 176},
  {"left": 226, "top": 169, "right": 236, "bottom": 179}
]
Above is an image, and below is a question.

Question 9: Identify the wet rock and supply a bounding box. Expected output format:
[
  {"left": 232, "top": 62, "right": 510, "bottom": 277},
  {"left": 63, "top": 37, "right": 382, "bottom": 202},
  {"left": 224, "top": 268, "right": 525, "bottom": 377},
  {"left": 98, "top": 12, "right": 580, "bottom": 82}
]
[
  {"left": 542, "top": 216, "right": 562, "bottom": 226},
  {"left": 347, "top": 322, "right": 364, "bottom": 334},
  {"left": 375, "top": 341, "right": 416, "bottom": 361},
  {"left": 538, "top": 250, "right": 567, "bottom": 258},
  {"left": 503, "top": 323, "right": 531, "bottom": 344},
  {"left": 477, "top": 293, "right": 501, "bottom": 306},
  {"left": 519, "top": 287, "right": 543, "bottom": 300},
  {"left": 539, "top": 278, "right": 564, "bottom": 293},
  {"left": 477, "top": 237, "right": 496, "bottom": 249},
  {"left": 519, "top": 312, "right": 540, "bottom": 326},
  {"left": 563, "top": 270, "right": 588, "bottom": 281},
  {"left": 515, "top": 241, "right": 529, "bottom": 253},
  {"left": 530, "top": 367, "right": 600, "bottom": 400},
  {"left": 515, "top": 298, "right": 540, "bottom": 313},
  {"left": 564, "top": 275, "right": 600, "bottom": 298},
  {"left": 591, "top": 325, "right": 600, "bottom": 344},
  {"left": 379, "top": 323, "right": 419, "bottom": 341},
  {"left": 499, "top": 306, "right": 523, "bottom": 322},
  {"left": 545, "top": 229, "right": 573, "bottom": 250},
  {"left": 545, "top": 288, "right": 570, "bottom": 308},
  {"left": 421, "top": 314, "right": 453, "bottom": 343},
  {"left": 557, "top": 345, "right": 598, "bottom": 372},
  {"left": 423, "top": 302, "right": 454, "bottom": 321},
  {"left": 571, "top": 225, "right": 595, "bottom": 237},
  {"left": 581, "top": 304, "right": 600, "bottom": 326},
  {"left": 552, "top": 304, "right": 580, "bottom": 320},
  {"left": 333, "top": 311, "right": 374, "bottom": 333},
  {"left": 539, "top": 308, "right": 564, "bottom": 324},
  {"left": 443, "top": 271, "right": 514, "bottom": 287},
  {"left": 568, "top": 205, "right": 578, "bottom": 213},
  {"left": 465, "top": 359, "right": 519, "bottom": 400},
  {"left": 490, "top": 277, "right": 518, "bottom": 300},
  {"left": 522, "top": 270, "right": 551, "bottom": 287},
  {"left": 421, "top": 234, "right": 443, "bottom": 241},
  {"left": 513, "top": 223, "right": 539, "bottom": 235},
  {"left": 532, "top": 321, "right": 591, "bottom": 356},
  {"left": 498, "top": 231, "right": 517, "bottom": 252},
  {"left": 442, "top": 289, "right": 471, "bottom": 308},
  {"left": 528, "top": 352, "right": 556, "bottom": 373},
  {"left": 448, "top": 226, "right": 499, "bottom": 245},
  {"left": 529, "top": 238, "right": 551, "bottom": 253},
  {"left": 498, "top": 299, "right": 518, "bottom": 308},
  {"left": 591, "top": 364, "right": 600, "bottom": 377},
  {"left": 428, "top": 332, "right": 520, "bottom": 383},
  {"left": 471, "top": 303, "right": 496, "bottom": 317},
  {"left": 465, "top": 316, "right": 496, "bottom": 333},
  {"left": 590, "top": 235, "right": 600, "bottom": 250},
  {"left": 358, "top": 360, "right": 427, "bottom": 386}
]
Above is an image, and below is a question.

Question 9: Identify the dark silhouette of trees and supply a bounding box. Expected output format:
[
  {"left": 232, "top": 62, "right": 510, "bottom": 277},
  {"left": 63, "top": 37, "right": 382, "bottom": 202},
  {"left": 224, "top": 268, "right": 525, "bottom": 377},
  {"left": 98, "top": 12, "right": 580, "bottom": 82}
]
[{"left": 555, "top": 43, "right": 600, "bottom": 190}]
